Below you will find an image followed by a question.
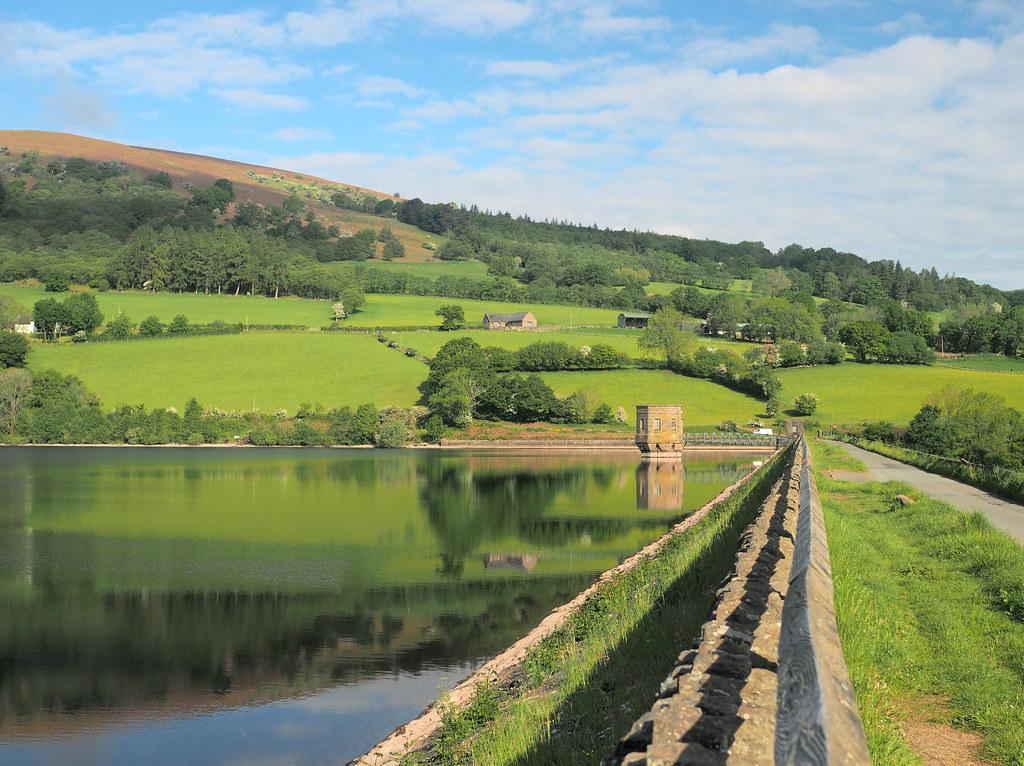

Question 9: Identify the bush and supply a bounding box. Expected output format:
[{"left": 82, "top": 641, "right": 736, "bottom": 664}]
[
  {"left": 0, "top": 330, "right": 29, "bottom": 368},
  {"left": 592, "top": 403, "right": 614, "bottom": 424},
  {"left": 104, "top": 314, "right": 134, "bottom": 340},
  {"left": 42, "top": 272, "right": 70, "bottom": 292},
  {"left": 423, "top": 415, "right": 446, "bottom": 443},
  {"left": 139, "top": 315, "right": 163, "bottom": 336},
  {"left": 793, "top": 393, "right": 818, "bottom": 415},
  {"left": 376, "top": 415, "right": 408, "bottom": 448},
  {"left": 718, "top": 420, "right": 739, "bottom": 432},
  {"left": 777, "top": 340, "right": 805, "bottom": 367},
  {"left": 168, "top": 315, "right": 190, "bottom": 334}
]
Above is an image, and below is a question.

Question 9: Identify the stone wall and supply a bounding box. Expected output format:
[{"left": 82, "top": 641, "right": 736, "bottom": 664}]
[{"left": 608, "top": 440, "right": 869, "bottom": 765}]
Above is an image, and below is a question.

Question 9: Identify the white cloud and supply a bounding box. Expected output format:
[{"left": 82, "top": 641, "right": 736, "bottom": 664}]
[
  {"left": 681, "top": 24, "right": 821, "bottom": 67},
  {"left": 357, "top": 75, "right": 425, "bottom": 98},
  {"left": 213, "top": 88, "right": 308, "bottom": 111},
  {"left": 269, "top": 127, "right": 333, "bottom": 142},
  {"left": 875, "top": 13, "right": 929, "bottom": 37},
  {"left": 578, "top": 6, "right": 668, "bottom": 37},
  {"left": 485, "top": 56, "right": 617, "bottom": 79},
  {"left": 277, "top": 33, "right": 1024, "bottom": 287},
  {"left": 324, "top": 64, "right": 354, "bottom": 77}
]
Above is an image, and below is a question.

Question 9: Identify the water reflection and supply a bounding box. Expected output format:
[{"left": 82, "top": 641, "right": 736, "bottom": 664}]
[{"left": 0, "top": 447, "right": 758, "bottom": 765}]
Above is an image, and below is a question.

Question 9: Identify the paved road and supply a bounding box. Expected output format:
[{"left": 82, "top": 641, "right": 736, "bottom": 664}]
[{"left": 830, "top": 441, "right": 1024, "bottom": 544}]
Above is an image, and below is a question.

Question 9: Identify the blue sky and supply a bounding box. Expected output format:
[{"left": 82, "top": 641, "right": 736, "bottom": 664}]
[{"left": 1, "top": 1, "right": 1022, "bottom": 288}]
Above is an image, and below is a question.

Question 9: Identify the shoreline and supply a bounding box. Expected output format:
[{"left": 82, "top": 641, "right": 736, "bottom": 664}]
[{"left": 0, "top": 441, "right": 776, "bottom": 452}]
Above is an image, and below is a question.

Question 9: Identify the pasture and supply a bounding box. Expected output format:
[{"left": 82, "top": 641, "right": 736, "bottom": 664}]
[
  {"left": 359, "top": 259, "right": 489, "bottom": 279},
  {"left": 28, "top": 332, "right": 427, "bottom": 412},
  {"left": 776, "top": 363, "right": 1024, "bottom": 424},
  {"left": 540, "top": 369, "right": 764, "bottom": 430},
  {"left": 0, "top": 282, "right": 623, "bottom": 330},
  {"left": 935, "top": 353, "right": 1024, "bottom": 374}
]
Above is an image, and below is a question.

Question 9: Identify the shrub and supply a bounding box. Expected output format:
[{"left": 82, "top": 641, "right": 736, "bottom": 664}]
[
  {"left": 0, "top": 330, "right": 29, "bottom": 368},
  {"left": 592, "top": 403, "right": 614, "bottom": 424},
  {"left": 423, "top": 415, "right": 446, "bottom": 443},
  {"left": 793, "top": 393, "right": 818, "bottom": 415},
  {"left": 777, "top": 340, "right": 805, "bottom": 367},
  {"left": 139, "top": 316, "right": 163, "bottom": 336},
  {"left": 42, "top": 272, "right": 70, "bottom": 292},
  {"left": 168, "top": 315, "right": 190, "bottom": 334},
  {"left": 376, "top": 415, "right": 408, "bottom": 448},
  {"left": 104, "top": 314, "right": 134, "bottom": 340}
]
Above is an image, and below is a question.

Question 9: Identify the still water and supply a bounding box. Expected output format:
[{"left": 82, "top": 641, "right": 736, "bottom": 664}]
[{"left": 0, "top": 447, "right": 758, "bottom": 765}]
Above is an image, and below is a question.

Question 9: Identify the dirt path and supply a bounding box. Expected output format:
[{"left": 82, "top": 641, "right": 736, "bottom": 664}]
[{"left": 830, "top": 442, "right": 1024, "bottom": 544}]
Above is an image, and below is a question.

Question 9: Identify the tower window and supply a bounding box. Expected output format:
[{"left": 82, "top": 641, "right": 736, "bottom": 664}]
[{"left": 654, "top": 418, "right": 662, "bottom": 430}]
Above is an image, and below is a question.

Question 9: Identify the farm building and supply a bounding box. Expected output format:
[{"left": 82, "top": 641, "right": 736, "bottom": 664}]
[
  {"left": 13, "top": 321, "right": 36, "bottom": 335},
  {"left": 617, "top": 312, "right": 652, "bottom": 329},
  {"left": 482, "top": 311, "right": 537, "bottom": 330}
]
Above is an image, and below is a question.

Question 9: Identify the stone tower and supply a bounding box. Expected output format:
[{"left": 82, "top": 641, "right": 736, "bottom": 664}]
[{"left": 635, "top": 405, "right": 683, "bottom": 456}]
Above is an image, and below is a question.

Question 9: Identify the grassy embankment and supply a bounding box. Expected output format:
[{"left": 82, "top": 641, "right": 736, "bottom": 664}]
[
  {"left": 935, "top": 354, "right": 1024, "bottom": 374},
  {"left": 411, "top": 447, "right": 790, "bottom": 766},
  {"left": 813, "top": 440, "right": 1024, "bottom": 765}
]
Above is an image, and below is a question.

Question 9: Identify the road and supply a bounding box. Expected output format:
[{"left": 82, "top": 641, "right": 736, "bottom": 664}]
[{"left": 829, "top": 441, "right": 1024, "bottom": 544}]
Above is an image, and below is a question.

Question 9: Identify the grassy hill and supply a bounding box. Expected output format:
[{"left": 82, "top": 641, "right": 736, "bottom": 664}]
[{"left": 0, "top": 130, "right": 443, "bottom": 258}]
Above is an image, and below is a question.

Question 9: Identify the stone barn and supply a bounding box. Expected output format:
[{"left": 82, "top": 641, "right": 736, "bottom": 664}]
[
  {"left": 617, "top": 312, "right": 652, "bottom": 329},
  {"left": 482, "top": 311, "right": 537, "bottom": 330}
]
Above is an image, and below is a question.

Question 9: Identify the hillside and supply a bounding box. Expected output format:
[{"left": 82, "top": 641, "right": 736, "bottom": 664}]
[{"left": 0, "top": 130, "right": 442, "bottom": 259}]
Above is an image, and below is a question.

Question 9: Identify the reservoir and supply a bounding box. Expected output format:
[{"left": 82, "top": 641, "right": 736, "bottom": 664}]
[{"left": 0, "top": 447, "right": 758, "bottom": 765}]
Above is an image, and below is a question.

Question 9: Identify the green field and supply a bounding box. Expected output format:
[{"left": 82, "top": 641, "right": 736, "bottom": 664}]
[
  {"left": 342, "top": 294, "right": 621, "bottom": 328},
  {"left": 359, "top": 258, "right": 490, "bottom": 279},
  {"left": 28, "top": 332, "right": 426, "bottom": 412},
  {"left": 540, "top": 369, "right": 764, "bottom": 429},
  {"left": 777, "top": 363, "right": 1024, "bottom": 424},
  {"left": 0, "top": 282, "right": 622, "bottom": 330},
  {"left": 935, "top": 354, "right": 1024, "bottom": 374},
  {"left": 388, "top": 327, "right": 651, "bottom": 359}
]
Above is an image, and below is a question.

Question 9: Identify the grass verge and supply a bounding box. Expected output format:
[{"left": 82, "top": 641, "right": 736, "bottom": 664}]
[
  {"left": 813, "top": 439, "right": 1024, "bottom": 765},
  {"left": 413, "top": 445, "right": 791, "bottom": 765}
]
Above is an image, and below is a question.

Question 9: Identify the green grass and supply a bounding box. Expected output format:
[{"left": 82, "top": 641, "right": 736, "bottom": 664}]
[
  {"left": 391, "top": 328, "right": 650, "bottom": 359},
  {"left": 359, "top": 259, "right": 490, "bottom": 279},
  {"left": 0, "top": 282, "right": 622, "bottom": 330},
  {"left": 814, "top": 440, "right": 1024, "bottom": 765},
  {"left": 935, "top": 354, "right": 1024, "bottom": 374},
  {"left": 777, "top": 363, "right": 1024, "bottom": 424},
  {"left": 28, "top": 332, "right": 426, "bottom": 412},
  {"left": 0, "top": 282, "right": 335, "bottom": 327},
  {"left": 417, "top": 450, "right": 788, "bottom": 766},
  {"left": 541, "top": 369, "right": 764, "bottom": 430},
  {"left": 342, "top": 294, "right": 621, "bottom": 329}
]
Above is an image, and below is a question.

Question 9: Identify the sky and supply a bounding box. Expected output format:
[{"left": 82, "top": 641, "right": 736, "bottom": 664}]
[{"left": 1, "top": 1, "right": 1022, "bottom": 289}]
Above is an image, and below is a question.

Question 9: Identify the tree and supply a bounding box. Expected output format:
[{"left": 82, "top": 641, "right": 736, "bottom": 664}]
[
  {"left": 428, "top": 368, "right": 484, "bottom": 426},
  {"left": 383, "top": 238, "right": 405, "bottom": 260},
  {"left": 33, "top": 298, "right": 70, "bottom": 341},
  {"left": 168, "top": 315, "right": 190, "bottom": 334},
  {"left": 639, "top": 307, "right": 697, "bottom": 364},
  {"left": 147, "top": 171, "right": 172, "bottom": 188},
  {"left": 905, "top": 404, "right": 951, "bottom": 455},
  {"left": 0, "top": 368, "right": 32, "bottom": 435},
  {"left": 884, "top": 331, "right": 933, "bottom": 364},
  {"left": 0, "top": 177, "right": 6, "bottom": 214},
  {"left": 63, "top": 293, "right": 104, "bottom": 334},
  {"left": 43, "top": 272, "right": 71, "bottom": 292},
  {"left": 0, "top": 331, "right": 29, "bottom": 368},
  {"left": 838, "top": 320, "right": 890, "bottom": 362},
  {"left": 105, "top": 314, "right": 135, "bottom": 340},
  {"left": 793, "top": 393, "right": 818, "bottom": 416},
  {"left": 423, "top": 414, "right": 446, "bottom": 443},
  {"left": 340, "top": 287, "right": 365, "bottom": 315},
  {"left": 139, "top": 316, "right": 163, "bottom": 336},
  {"left": 777, "top": 340, "right": 805, "bottom": 367},
  {"left": 753, "top": 268, "right": 792, "bottom": 296},
  {"left": 435, "top": 304, "right": 466, "bottom": 331},
  {"left": 376, "top": 414, "right": 408, "bottom": 447}
]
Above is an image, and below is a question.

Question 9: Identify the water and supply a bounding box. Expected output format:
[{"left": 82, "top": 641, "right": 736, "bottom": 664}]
[{"left": 0, "top": 447, "right": 758, "bottom": 765}]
